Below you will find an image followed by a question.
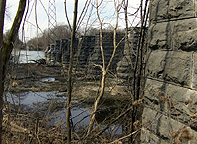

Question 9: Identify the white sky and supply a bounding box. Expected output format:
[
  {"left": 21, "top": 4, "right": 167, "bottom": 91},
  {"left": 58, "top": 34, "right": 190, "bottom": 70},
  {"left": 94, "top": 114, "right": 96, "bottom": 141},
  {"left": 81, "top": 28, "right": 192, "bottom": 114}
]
[{"left": 4, "top": 0, "right": 142, "bottom": 41}]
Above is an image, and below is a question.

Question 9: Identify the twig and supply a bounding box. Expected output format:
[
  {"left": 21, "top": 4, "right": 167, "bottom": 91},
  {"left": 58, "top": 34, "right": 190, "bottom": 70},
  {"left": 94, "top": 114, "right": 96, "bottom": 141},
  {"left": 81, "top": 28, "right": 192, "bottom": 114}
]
[{"left": 109, "top": 129, "right": 141, "bottom": 144}]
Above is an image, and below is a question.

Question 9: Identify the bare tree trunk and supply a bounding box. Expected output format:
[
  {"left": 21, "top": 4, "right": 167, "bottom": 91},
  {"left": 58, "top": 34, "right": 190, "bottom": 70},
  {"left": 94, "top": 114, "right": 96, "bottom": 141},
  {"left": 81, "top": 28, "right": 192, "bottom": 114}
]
[
  {"left": 124, "top": 0, "right": 128, "bottom": 42},
  {"left": 130, "top": 0, "right": 149, "bottom": 143},
  {"left": 0, "top": 1, "right": 6, "bottom": 143},
  {"left": 86, "top": 0, "right": 124, "bottom": 137},
  {"left": 86, "top": 71, "right": 106, "bottom": 135},
  {"left": 0, "top": 0, "right": 26, "bottom": 143},
  {"left": 0, "top": 50, "right": 3, "bottom": 144},
  {"left": 0, "top": 0, "right": 6, "bottom": 44},
  {"left": 0, "top": 53, "right": 2, "bottom": 144},
  {"left": 3, "top": 0, "right": 27, "bottom": 68},
  {"left": 66, "top": 0, "right": 78, "bottom": 143}
]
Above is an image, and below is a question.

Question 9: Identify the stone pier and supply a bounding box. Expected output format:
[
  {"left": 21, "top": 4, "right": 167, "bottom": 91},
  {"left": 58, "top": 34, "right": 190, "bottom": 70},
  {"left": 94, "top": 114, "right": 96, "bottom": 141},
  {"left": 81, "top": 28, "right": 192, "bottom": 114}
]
[
  {"left": 141, "top": 0, "right": 197, "bottom": 143},
  {"left": 45, "top": 32, "right": 125, "bottom": 78}
]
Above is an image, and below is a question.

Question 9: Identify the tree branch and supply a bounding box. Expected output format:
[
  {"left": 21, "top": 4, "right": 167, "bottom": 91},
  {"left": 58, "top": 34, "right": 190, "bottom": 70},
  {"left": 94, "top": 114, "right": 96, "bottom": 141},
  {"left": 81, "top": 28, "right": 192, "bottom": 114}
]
[{"left": 3, "top": 0, "right": 27, "bottom": 67}]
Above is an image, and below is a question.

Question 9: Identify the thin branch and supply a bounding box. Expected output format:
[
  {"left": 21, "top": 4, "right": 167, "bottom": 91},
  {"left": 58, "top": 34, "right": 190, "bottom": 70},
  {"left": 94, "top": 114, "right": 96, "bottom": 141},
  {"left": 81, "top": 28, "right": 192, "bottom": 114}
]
[
  {"left": 110, "top": 129, "right": 141, "bottom": 144},
  {"left": 76, "top": 0, "right": 90, "bottom": 29},
  {"left": 3, "top": 0, "right": 27, "bottom": 67},
  {"left": 21, "top": 0, "right": 30, "bottom": 44},
  {"left": 96, "top": 105, "right": 133, "bottom": 136},
  {"left": 64, "top": 0, "right": 72, "bottom": 31}
]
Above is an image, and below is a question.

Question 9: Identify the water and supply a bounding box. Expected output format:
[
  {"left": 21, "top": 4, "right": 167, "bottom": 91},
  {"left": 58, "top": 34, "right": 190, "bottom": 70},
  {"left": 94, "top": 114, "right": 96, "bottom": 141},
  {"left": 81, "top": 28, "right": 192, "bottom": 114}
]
[
  {"left": 41, "top": 77, "right": 55, "bottom": 82},
  {"left": 5, "top": 91, "right": 122, "bottom": 135},
  {"left": 52, "top": 106, "right": 122, "bottom": 135},
  {"left": 6, "top": 91, "right": 91, "bottom": 127},
  {"left": 6, "top": 91, "right": 65, "bottom": 106},
  {"left": 9, "top": 50, "right": 123, "bottom": 135},
  {"left": 12, "top": 50, "right": 45, "bottom": 63},
  {"left": 51, "top": 106, "right": 91, "bottom": 128}
]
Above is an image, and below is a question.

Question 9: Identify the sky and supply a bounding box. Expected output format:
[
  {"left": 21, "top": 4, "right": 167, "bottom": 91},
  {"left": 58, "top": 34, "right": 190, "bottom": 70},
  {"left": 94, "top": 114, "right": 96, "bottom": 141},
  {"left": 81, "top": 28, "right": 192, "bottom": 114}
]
[{"left": 4, "top": 0, "right": 142, "bottom": 41}]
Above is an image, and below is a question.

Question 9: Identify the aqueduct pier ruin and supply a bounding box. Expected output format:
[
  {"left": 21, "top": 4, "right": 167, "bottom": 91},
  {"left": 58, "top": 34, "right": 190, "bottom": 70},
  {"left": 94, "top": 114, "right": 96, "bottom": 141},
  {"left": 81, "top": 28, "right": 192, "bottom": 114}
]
[
  {"left": 45, "top": 0, "right": 197, "bottom": 143},
  {"left": 141, "top": 0, "right": 197, "bottom": 143}
]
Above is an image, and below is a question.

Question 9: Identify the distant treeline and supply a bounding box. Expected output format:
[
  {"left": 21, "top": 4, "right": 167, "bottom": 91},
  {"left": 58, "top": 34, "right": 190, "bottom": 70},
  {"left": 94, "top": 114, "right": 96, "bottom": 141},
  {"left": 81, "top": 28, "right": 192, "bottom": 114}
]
[{"left": 4, "top": 24, "right": 125, "bottom": 51}]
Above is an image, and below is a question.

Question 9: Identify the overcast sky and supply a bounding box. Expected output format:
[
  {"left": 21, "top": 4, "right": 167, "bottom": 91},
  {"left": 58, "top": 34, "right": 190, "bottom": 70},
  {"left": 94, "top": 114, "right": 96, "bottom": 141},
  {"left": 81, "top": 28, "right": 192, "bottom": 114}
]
[{"left": 4, "top": 0, "right": 141, "bottom": 40}]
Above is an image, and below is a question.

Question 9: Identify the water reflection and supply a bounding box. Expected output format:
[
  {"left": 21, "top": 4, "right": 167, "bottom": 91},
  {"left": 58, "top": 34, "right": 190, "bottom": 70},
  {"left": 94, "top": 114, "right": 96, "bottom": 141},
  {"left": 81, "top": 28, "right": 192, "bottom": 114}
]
[
  {"left": 51, "top": 107, "right": 91, "bottom": 128},
  {"left": 41, "top": 77, "right": 55, "bottom": 82},
  {"left": 6, "top": 91, "right": 66, "bottom": 107},
  {"left": 6, "top": 91, "right": 91, "bottom": 128},
  {"left": 5, "top": 91, "right": 122, "bottom": 135},
  {"left": 12, "top": 50, "right": 44, "bottom": 63}
]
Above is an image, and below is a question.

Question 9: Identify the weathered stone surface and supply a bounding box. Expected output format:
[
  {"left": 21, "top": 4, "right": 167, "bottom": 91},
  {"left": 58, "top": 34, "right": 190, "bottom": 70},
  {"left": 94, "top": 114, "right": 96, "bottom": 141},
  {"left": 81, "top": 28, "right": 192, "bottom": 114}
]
[
  {"left": 144, "top": 78, "right": 197, "bottom": 129},
  {"left": 143, "top": 0, "right": 197, "bottom": 143},
  {"left": 149, "top": 0, "right": 169, "bottom": 22},
  {"left": 166, "top": 86, "right": 197, "bottom": 129},
  {"left": 149, "top": 18, "right": 197, "bottom": 50},
  {"left": 150, "top": 0, "right": 196, "bottom": 22},
  {"left": 141, "top": 128, "right": 169, "bottom": 144},
  {"left": 143, "top": 79, "right": 165, "bottom": 110},
  {"left": 191, "top": 52, "right": 197, "bottom": 89},
  {"left": 164, "top": 51, "right": 192, "bottom": 86},
  {"left": 148, "top": 23, "right": 168, "bottom": 50},
  {"left": 178, "top": 29, "right": 197, "bottom": 51},
  {"left": 168, "top": 0, "right": 195, "bottom": 18},
  {"left": 142, "top": 107, "right": 197, "bottom": 144},
  {"left": 146, "top": 51, "right": 192, "bottom": 87},
  {"left": 146, "top": 50, "right": 167, "bottom": 79}
]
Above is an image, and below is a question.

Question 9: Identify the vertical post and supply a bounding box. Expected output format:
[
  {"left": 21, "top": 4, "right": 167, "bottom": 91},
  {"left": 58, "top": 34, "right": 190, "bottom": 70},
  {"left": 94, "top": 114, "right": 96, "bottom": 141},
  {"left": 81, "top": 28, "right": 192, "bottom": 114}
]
[
  {"left": 66, "top": 0, "right": 78, "bottom": 143},
  {"left": 0, "top": 1, "right": 6, "bottom": 143}
]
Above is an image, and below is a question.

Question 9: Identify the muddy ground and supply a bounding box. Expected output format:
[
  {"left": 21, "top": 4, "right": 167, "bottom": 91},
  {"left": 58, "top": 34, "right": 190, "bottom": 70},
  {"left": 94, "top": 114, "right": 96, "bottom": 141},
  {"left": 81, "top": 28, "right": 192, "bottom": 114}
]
[
  {"left": 6, "top": 63, "right": 67, "bottom": 92},
  {"left": 5, "top": 63, "right": 130, "bottom": 101},
  {"left": 2, "top": 63, "right": 132, "bottom": 143}
]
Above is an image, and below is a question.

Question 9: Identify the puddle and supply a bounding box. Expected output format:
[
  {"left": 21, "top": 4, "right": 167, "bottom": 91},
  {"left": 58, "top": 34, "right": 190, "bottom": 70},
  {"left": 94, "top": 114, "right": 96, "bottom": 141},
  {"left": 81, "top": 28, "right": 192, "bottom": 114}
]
[
  {"left": 5, "top": 91, "right": 91, "bottom": 128},
  {"left": 51, "top": 106, "right": 91, "bottom": 128},
  {"left": 51, "top": 107, "right": 122, "bottom": 135},
  {"left": 5, "top": 91, "right": 123, "bottom": 135},
  {"left": 5, "top": 91, "right": 66, "bottom": 107},
  {"left": 41, "top": 77, "right": 55, "bottom": 82}
]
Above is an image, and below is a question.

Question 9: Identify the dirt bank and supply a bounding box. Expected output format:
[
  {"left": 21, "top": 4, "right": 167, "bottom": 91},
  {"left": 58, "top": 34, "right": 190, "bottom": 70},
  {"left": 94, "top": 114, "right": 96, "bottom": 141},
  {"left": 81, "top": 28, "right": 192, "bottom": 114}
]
[
  {"left": 5, "top": 63, "right": 130, "bottom": 102},
  {"left": 2, "top": 63, "right": 131, "bottom": 143},
  {"left": 5, "top": 63, "right": 67, "bottom": 92}
]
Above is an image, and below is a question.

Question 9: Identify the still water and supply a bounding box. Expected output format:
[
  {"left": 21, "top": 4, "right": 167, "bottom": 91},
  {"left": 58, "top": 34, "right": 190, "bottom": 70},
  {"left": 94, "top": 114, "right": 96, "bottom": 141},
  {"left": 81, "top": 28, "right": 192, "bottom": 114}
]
[
  {"left": 6, "top": 91, "right": 122, "bottom": 134},
  {"left": 6, "top": 91, "right": 66, "bottom": 106},
  {"left": 9, "top": 50, "right": 122, "bottom": 134},
  {"left": 12, "top": 50, "right": 45, "bottom": 63},
  {"left": 6, "top": 91, "right": 91, "bottom": 127}
]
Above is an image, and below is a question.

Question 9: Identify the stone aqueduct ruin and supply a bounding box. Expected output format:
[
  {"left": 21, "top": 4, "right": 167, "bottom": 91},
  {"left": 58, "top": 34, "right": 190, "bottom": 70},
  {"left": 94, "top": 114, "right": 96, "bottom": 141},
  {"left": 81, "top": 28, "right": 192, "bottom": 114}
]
[
  {"left": 45, "top": 29, "right": 139, "bottom": 81},
  {"left": 142, "top": 0, "right": 197, "bottom": 143},
  {"left": 45, "top": 0, "right": 197, "bottom": 143}
]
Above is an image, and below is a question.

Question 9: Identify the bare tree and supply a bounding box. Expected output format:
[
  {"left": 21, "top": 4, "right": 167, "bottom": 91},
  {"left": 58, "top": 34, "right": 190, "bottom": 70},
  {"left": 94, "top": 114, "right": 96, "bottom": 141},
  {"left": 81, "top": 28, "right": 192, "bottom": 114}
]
[
  {"left": 26, "top": 24, "right": 71, "bottom": 50},
  {"left": 0, "top": 0, "right": 6, "bottom": 143},
  {"left": 130, "top": 0, "right": 149, "bottom": 143},
  {"left": 0, "top": 0, "right": 27, "bottom": 143},
  {"left": 66, "top": 0, "right": 78, "bottom": 143},
  {"left": 86, "top": 0, "right": 125, "bottom": 137},
  {"left": 64, "top": 0, "right": 92, "bottom": 142}
]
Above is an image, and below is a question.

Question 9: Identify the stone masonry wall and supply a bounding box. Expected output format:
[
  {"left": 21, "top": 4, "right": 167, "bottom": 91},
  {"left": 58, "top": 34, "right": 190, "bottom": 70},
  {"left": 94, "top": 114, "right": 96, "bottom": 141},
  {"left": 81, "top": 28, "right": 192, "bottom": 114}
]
[
  {"left": 73, "top": 36, "right": 95, "bottom": 74},
  {"left": 141, "top": 0, "right": 197, "bottom": 143},
  {"left": 45, "top": 32, "right": 125, "bottom": 78},
  {"left": 87, "top": 32, "right": 125, "bottom": 78},
  {"left": 116, "top": 27, "right": 141, "bottom": 85}
]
